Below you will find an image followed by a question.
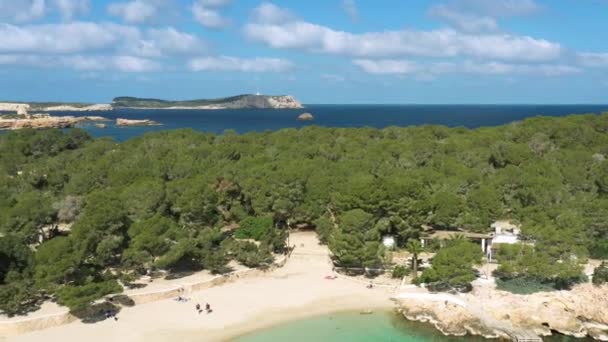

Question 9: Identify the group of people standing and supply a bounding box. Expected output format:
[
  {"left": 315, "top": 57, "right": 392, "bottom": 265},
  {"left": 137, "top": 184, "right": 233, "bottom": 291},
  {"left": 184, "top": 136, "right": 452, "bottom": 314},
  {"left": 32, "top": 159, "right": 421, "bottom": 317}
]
[{"left": 195, "top": 303, "right": 212, "bottom": 314}]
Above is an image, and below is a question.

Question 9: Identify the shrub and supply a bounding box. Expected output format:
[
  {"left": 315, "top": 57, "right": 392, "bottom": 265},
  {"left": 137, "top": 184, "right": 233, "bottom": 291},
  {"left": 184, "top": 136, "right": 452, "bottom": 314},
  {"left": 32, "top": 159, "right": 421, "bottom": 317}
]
[
  {"left": 495, "top": 277, "right": 556, "bottom": 295},
  {"left": 391, "top": 265, "right": 410, "bottom": 279},
  {"left": 235, "top": 216, "right": 274, "bottom": 241},
  {"left": 56, "top": 280, "right": 123, "bottom": 312},
  {"left": 233, "top": 241, "right": 273, "bottom": 268},
  {"left": 592, "top": 262, "right": 608, "bottom": 286}
]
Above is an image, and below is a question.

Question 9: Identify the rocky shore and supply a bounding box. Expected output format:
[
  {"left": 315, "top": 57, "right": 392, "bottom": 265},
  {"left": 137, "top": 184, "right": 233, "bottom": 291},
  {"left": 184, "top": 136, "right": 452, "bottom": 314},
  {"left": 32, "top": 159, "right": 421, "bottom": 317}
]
[
  {"left": 0, "top": 103, "right": 111, "bottom": 112},
  {"left": 395, "top": 283, "right": 608, "bottom": 341},
  {"left": 42, "top": 104, "right": 112, "bottom": 111},
  {"left": 0, "top": 115, "right": 108, "bottom": 130}
]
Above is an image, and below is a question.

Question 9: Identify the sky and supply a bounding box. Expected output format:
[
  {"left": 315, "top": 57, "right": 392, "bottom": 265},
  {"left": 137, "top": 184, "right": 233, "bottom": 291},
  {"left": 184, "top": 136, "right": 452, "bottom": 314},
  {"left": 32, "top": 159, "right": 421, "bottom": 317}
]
[{"left": 0, "top": 0, "right": 607, "bottom": 104}]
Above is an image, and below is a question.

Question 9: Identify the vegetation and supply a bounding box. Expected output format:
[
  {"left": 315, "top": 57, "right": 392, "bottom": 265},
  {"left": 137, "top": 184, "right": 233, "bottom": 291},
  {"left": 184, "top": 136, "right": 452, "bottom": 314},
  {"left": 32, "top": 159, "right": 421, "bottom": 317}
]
[
  {"left": 493, "top": 243, "right": 587, "bottom": 291},
  {"left": 592, "top": 262, "right": 608, "bottom": 286},
  {"left": 406, "top": 240, "right": 423, "bottom": 282},
  {"left": 1, "top": 112, "right": 607, "bottom": 314},
  {"left": 391, "top": 265, "right": 410, "bottom": 279},
  {"left": 418, "top": 241, "right": 483, "bottom": 291}
]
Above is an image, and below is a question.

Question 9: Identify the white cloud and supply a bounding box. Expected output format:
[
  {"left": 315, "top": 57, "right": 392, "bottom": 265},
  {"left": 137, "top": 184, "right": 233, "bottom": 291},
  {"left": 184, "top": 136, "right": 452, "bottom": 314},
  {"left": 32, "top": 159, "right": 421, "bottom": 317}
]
[
  {"left": 250, "top": 2, "right": 294, "bottom": 24},
  {"left": 453, "top": 0, "right": 540, "bottom": 17},
  {"left": 133, "top": 27, "right": 208, "bottom": 57},
  {"left": 0, "top": 22, "right": 138, "bottom": 54},
  {"left": 0, "top": 0, "right": 46, "bottom": 23},
  {"left": 342, "top": 0, "right": 358, "bottom": 21},
  {"left": 0, "top": 54, "right": 161, "bottom": 72},
  {"left": 244, "top": 3, "right": 561, "bottom": 62},
  {"left": 0, "top": 22, "right": 205, "bottom": 73},
  {"left": 189, "top": 56, "right": 293, "bottom": 72},
  {"left": 53, "top": 0, "right": 89, "bottom": 20},
  {"left": 0, "top": 0, "right": 90, "bottom": 22},
  {"left": 353, "top": 60, "right": 420, "bottom": 75},
  {"left": 0, "top": 23, "right": 205, "bottom": 58},
  {"left": 353, "top": 59, "right": 580, "bottom": 77},
  {"left": 429, "top": 4, "right": 498, "bottom": 32},
  {"left": 192, "top": 0, "right": 231, "bottom": 29},
  {"left": 193, "top": 3, "right": 229, "bottom": 29},
  {"left": 577, "top": 52, "right": 608, "bottom": 67},
  {"left": 107, "top": 0, "right": 170, "bottom": 23},
  {"left": 429, "top": 0, "right": 539, "bottom": 32}
]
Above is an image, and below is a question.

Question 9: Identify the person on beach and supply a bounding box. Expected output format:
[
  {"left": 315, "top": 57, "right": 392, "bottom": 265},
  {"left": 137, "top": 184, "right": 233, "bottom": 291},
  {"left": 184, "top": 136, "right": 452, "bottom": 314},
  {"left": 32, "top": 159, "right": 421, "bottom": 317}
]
[
  {"left": 196, "top": 303, "right": 201, "bottom": 314},
  {"left": 205, "top": 303, "right": 212, "bottom": 313}
]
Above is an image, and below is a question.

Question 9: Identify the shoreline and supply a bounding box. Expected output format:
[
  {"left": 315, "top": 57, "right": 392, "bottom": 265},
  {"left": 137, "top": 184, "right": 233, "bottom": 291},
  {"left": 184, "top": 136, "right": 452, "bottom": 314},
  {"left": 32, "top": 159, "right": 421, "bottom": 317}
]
[
  {"left": 202, "top": 296, "right": 395, "bottom": 341},
  {"left": 3, "top": 232, "right": 398, "bottom": 342},
  {"left": 3, "top": 231, "right": 606, "bottom": 341}
]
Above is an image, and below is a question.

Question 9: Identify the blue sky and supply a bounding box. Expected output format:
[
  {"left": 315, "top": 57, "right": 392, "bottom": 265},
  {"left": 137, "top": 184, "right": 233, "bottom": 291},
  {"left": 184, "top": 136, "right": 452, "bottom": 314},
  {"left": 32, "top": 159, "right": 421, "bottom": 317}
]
[{"left": 1, "top": 0, "right": 607, "bottom": 104}]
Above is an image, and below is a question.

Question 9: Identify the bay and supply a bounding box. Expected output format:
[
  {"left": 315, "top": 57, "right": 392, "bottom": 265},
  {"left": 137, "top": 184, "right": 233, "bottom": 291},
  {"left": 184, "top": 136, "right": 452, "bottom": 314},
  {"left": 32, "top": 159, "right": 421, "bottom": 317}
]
[
  {"left": 234, "top": 311, "right": 594, "bottom": 342},
  {"left": 52, "top": 104, "right": 608, "bottom": 141}
]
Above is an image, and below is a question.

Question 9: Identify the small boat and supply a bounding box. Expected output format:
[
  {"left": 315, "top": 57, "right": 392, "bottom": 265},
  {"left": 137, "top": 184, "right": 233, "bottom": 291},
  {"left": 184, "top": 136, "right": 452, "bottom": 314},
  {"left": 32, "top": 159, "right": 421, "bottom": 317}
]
[{"left": 360, "top": 309, "right": 373, "bottom": 315}]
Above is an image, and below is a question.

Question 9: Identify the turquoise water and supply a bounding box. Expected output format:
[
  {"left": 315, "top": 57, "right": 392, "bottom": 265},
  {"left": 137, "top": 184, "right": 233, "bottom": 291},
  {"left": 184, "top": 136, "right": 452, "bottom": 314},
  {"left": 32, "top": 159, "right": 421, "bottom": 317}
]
[
  {"left": 234, "top": 311, "right": 486, "bottom": 342},
  {"left": 235, "top": 311, "right": 593, "bottom": 342}
]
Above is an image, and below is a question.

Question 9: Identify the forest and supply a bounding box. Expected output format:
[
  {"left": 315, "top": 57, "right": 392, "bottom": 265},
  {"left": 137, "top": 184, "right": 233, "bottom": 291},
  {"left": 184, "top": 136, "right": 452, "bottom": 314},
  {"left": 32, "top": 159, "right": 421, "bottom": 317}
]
[{"left": 1, "top": 113, "right": 607, "bottom": 316}]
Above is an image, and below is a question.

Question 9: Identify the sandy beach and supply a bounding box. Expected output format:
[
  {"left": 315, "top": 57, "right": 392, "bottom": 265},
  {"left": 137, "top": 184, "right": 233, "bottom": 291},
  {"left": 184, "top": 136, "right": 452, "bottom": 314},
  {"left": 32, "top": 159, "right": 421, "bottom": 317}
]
[{"left": 3, "top": 232, "right": 396, "bottom": 342}]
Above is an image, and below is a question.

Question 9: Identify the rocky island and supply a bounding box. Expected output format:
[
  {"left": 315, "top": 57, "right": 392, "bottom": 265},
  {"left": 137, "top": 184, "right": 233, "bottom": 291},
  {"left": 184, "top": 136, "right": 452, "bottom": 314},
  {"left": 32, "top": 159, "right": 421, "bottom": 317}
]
[
  {"left": 0, "top": 94, "right": 303, "bottom": 112},
  {"left": 116, "top": 118, "right": 161, "bottom": 126},
  {"left": 111, "top": 94, "right": 304, "bottom": 109}
]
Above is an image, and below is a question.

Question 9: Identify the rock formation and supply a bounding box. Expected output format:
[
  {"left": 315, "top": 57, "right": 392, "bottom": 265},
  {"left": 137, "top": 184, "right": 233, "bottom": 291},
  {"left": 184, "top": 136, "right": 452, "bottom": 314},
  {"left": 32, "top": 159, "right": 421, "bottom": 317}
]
[
  {"left": 17, "top": 105, "right": 29, "bottom": 117},
  {"left": 116, "top": 118, "right": 161, "bottom": 126},
  {"left": 42, "top": 104, "right": 112, "bottom": 111},
  {"left": 0, "top": 103, "right": 30, "bottom": 114},
  {"left": 0, "top": 115, "right": 108, "bottom": 130},
  {"left": 396, "top": 283, "right": 608, "bottom": 340},
  {"left": 297, "top": 112, "right": 314, "bottom": 121},
  {"left": 0, "top": 102, "right": 111, "bottom": 112}
]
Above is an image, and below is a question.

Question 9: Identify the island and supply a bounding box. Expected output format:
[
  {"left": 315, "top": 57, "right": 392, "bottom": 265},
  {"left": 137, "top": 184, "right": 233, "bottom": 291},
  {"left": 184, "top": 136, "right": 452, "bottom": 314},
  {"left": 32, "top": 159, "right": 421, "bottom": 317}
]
[
  {"left": 297, "top": 112, "right": 314, "bottom": 121},
  {"left": 111, "top": 94, "right": 304, "bottom": 110},
  {"left": 0, "top": 94, "right": 304, "bottom": 113},
  {"left": 116, "top": 118, "right": 162, "bottom": 127}
]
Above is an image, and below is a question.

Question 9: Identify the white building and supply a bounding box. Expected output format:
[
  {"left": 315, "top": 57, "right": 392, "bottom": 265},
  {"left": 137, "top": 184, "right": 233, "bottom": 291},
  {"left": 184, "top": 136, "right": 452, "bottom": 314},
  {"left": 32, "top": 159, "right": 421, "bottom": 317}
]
[
  {"left": 382, "top": 235, "right": 396, "bottom": 249},
  {"left": 489, "top": 220, "right": 523, "bottom": 261}
]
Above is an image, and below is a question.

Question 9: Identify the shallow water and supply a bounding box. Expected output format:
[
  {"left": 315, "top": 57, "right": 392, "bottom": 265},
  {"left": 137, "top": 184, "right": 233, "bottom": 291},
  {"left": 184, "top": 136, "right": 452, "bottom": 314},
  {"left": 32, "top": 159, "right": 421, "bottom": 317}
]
[{"left": 234, "top": 311, "right": 594, "bottom": 342}]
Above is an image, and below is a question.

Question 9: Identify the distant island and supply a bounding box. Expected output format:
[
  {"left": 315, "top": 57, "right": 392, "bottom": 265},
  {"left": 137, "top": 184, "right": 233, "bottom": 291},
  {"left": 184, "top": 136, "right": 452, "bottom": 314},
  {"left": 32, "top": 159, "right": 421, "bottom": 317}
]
[
  {"left": 112, "top": 94, "right": 303, "bottom": 109},
  {"left": 0, "top": 94, "right": 303, "bottom": 112}
]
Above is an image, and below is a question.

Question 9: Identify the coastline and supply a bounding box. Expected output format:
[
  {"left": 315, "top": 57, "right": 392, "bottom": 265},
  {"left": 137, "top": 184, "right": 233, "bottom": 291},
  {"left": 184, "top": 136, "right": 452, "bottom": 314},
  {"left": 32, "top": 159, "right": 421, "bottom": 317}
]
[
  {"left": 205, "top": 296, "right": 394, "bottom": 341},
  {"left": 3, "top": 232, "right": 397, "bottom": 342}
]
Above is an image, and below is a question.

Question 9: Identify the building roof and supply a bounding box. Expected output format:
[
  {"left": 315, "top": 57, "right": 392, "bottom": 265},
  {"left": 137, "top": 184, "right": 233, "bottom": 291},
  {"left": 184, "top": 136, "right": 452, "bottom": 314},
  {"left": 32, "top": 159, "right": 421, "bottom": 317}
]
[{"left": 423, "top": 230, "right": 494, "bottom": 240}]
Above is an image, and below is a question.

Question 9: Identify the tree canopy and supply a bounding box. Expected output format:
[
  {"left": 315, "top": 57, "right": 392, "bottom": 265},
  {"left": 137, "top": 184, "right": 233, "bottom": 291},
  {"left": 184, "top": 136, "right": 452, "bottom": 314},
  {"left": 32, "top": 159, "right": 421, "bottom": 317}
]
[{"left": 1, "top": 112, "right": 607, "bottom": 314}]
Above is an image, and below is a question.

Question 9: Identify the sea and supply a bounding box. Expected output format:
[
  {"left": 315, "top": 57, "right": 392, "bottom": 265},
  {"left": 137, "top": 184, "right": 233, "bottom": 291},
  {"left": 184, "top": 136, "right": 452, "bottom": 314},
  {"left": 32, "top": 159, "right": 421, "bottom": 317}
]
[
  {"left": 36, "top": 104, "right": 608, "bottom": 141},
  {"left": 234, "top": 311, "right": 593, "bottom": 342}
]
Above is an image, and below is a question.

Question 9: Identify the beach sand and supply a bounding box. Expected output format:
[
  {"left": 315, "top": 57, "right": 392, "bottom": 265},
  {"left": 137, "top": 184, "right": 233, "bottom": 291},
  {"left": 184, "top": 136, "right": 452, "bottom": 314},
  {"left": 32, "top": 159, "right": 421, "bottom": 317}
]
[{"left": 5, "top": 232, "right": 396, "bottom": 342}]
